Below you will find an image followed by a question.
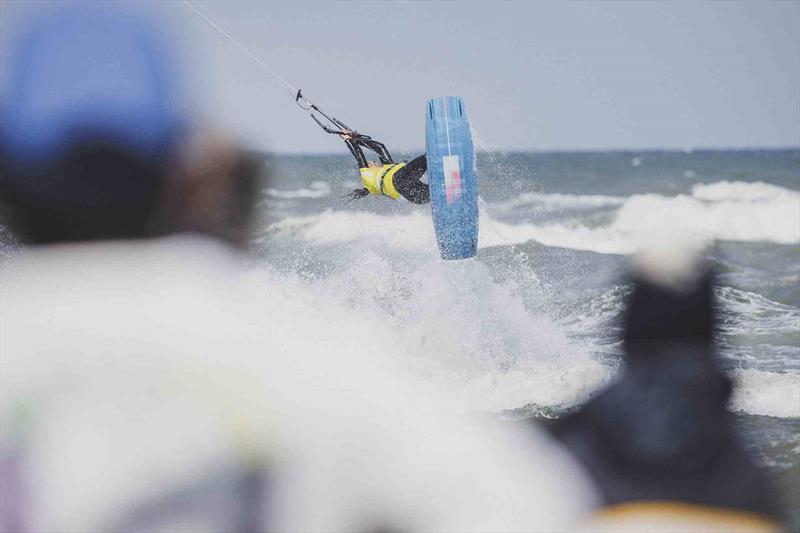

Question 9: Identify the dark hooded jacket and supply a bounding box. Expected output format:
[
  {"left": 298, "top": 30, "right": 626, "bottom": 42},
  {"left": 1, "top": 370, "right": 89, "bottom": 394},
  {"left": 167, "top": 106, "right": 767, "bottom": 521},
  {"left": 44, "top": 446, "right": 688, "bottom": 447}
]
[{"left": 547, "top": 271, "right": 781, "bottom": 523}]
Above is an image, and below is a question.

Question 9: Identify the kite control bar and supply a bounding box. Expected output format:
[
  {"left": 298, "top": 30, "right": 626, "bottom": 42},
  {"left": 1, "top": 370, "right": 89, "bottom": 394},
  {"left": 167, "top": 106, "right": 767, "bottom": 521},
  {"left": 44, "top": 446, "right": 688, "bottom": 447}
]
[{"left": 296, "top": 89, "right": 372, "bottom": 140}]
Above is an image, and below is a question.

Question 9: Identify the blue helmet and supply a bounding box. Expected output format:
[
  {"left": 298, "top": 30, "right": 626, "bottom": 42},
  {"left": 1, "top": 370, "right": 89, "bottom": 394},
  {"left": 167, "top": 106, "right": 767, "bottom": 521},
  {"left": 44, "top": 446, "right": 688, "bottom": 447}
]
[
  {"left": 0, "top": 4, "right": 187, "bottom": 241},
  {"left": 1, "top": 4, "right": 184, "bottom": 168}
]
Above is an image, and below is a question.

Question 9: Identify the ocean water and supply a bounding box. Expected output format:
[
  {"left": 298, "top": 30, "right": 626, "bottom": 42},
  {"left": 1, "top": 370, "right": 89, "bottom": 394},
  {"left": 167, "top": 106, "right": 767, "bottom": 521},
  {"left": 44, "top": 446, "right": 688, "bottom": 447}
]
[
  {"left": 0, "top": 149, "right": 797, "bottom": 524},
  {"left": 258, "top": 148, "right": 800, "bottom": 523}
]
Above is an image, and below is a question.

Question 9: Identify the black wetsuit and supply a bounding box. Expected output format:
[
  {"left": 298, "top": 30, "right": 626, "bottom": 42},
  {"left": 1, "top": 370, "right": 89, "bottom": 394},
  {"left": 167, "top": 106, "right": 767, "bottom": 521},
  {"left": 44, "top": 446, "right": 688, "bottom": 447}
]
[{"left": 345, "top": 136, "right": 429, "bottom": 204}]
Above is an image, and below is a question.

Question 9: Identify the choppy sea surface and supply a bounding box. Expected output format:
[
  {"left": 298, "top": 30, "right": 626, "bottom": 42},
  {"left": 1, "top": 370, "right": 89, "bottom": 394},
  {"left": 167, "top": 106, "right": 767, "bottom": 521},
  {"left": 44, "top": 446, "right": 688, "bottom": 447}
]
[
  {"left": 258, "top": 149, "right": 799, "bottom": 524},
  {"left": 0, "top": 149, "right": 797, "bottom": 523}
]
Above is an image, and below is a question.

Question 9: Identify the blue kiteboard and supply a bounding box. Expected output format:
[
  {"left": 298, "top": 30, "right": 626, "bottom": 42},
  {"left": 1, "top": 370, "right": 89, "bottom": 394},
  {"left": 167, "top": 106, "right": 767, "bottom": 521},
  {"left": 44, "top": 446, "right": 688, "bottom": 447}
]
[{"left": 425, "top": 96, "right": 479, "bottom": 260}]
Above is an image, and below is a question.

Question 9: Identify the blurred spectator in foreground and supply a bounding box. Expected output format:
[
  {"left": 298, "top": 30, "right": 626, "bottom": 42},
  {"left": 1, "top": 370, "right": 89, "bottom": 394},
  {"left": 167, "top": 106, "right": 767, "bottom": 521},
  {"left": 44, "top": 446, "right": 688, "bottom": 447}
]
[
  {"left": 548, "top": 237, "right": 783, "bottom": 532},
  {"left": 0, "top": 4, "right": 596, "bottom": 531},
  {"left": 0, "top": 6, "right": 182, "bottom": 244}
]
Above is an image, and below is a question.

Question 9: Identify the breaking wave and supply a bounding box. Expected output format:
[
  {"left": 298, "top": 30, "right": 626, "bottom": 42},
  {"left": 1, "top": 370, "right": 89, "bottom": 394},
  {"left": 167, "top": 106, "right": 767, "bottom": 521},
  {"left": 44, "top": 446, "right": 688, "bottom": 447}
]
[
  {"left": 252, "top": 251, "right": 800, "bottom": 418},
  {"left": 730, "top": 369, "right": 800, "bottom": 418},
  {"left": 260, "top": 210, "right": 437, "bottom": 253},
  {"left": 262, "top": 181, "right": 799, "bottom": 256},
  {"left": 717, "top": 286, "right": 800, "bottom": 339},
  {"left": 253, "top": 253, "right": 612, "bottom": 413},
  {"left": 492, "top": 180, "right": 800, "bottom": 253},
  {"left": 257, "top": 226, "right": 800, "bottom": 418},
  {"left": 611, "top": 181, "right": 800, "bottom": 245},
  {"left": 491, "top": 192, "right": 626, "bottom": 213},
  {"left": 265, "top": 180, "right": 331, "bottom": 199},
  {"left": 256, "top": 179, "right": 799, "bottom": 419}
]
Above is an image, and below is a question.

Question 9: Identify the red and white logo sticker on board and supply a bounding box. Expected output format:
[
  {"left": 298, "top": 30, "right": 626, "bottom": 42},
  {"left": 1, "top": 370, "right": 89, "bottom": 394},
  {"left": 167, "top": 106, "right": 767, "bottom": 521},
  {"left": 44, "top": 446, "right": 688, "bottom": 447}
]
[{"left": 443, "top": 155, "right": 462, "bottom": 204}]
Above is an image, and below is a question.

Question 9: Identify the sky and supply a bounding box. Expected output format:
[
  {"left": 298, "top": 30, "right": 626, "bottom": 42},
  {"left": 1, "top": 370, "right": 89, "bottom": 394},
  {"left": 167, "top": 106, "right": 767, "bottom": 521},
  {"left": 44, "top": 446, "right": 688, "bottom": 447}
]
[{"left": 2, "top": 0, "right": 799, "bottom": 154}]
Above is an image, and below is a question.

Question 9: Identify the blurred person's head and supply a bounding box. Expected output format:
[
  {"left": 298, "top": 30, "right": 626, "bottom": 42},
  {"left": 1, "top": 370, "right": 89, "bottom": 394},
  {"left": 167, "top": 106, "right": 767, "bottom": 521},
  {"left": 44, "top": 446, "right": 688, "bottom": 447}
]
[
  {"left": 622, "top": 233, "right": 717, "bottom": 361},
  {"left": 0, "top": 4, "right": 185, "bottom": 244},
  {"left": 163, "top": 131, "right": 265, "bottom": 250},
  {"left": 618, "top": 235, "right": 734, "bottom": 450}
]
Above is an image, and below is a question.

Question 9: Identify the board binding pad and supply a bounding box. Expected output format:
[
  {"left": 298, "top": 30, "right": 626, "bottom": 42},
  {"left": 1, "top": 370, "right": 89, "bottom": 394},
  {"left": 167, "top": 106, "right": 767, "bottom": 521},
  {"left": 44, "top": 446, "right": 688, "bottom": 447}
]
[{"left": 425, "top": 96, "right": 479, "bottom": 260}]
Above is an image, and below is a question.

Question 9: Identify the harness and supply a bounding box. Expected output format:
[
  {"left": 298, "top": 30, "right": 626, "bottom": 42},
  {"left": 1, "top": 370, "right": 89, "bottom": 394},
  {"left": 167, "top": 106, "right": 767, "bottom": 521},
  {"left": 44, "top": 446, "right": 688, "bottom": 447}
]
[{"left": 359, "top": 163, "right": 405, "bottom": 199}]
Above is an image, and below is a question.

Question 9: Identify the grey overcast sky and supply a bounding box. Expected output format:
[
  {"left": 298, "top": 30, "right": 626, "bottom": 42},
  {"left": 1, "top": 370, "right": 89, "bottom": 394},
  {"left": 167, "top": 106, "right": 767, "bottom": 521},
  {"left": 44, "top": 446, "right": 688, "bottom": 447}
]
[{"left": 2, "top": 1, "right": 799, "bottom": 153}]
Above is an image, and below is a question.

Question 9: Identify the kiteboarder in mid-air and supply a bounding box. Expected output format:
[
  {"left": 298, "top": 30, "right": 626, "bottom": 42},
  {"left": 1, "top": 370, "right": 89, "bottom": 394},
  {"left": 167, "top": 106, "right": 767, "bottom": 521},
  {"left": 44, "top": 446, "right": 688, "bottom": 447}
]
[
  {"left": 339, "top": 131, "right": 429, "bottom": 204},
  {"left": 293, "top": 90, "right": 429, "bottom": 204}
]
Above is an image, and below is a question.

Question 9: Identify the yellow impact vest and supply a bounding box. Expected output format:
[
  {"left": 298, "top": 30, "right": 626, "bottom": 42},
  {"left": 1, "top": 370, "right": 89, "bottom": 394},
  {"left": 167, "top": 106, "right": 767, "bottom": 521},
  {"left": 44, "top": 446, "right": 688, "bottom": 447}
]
[{"left": 359, "top": 163, "right": 405, "bottom": 199}]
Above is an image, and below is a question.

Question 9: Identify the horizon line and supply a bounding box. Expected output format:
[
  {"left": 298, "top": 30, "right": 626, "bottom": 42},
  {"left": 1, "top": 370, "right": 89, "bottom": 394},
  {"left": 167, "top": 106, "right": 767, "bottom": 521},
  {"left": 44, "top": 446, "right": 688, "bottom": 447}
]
[{"left": 253, "top": 145, "right": 800, "bottom": 156}]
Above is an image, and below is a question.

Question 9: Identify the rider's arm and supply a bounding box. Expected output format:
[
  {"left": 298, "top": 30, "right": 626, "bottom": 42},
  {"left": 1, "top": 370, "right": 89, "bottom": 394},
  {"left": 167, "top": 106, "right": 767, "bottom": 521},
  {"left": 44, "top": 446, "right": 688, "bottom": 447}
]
[
  {"left": 343, "top": 137, "right": 368, "bottom": 168},
  {"left": 360, "top": 138, "right": 394, "bottom": 165}
]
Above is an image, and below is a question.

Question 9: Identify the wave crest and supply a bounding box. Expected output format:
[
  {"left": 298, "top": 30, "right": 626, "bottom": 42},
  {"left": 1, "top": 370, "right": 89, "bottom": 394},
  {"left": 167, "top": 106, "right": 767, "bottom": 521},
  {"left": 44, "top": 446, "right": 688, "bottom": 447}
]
[
  {"left": 730, "top": 369, "right": 800, "bottom": 418},
  {"left": 266, "top": 180, "right": 331, "bottom": 199}
]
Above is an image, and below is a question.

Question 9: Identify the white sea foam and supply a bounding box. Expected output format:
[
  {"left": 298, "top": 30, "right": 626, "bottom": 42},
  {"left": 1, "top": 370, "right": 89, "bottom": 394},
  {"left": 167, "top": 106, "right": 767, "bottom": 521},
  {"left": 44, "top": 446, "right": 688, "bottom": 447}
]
[
  {"left": 265, "top": 180, "right": 331, "bottom": 199},
  {"left": 256, "top": 184, "right": 800, "bottom": 418},
  {"left": 279, "top": 251, "right": 612, "bottom": 413},
  {"left": 480, "top": 218, "right": 632, "bottom": 254},
  {"left": 716, "top": 286, "right": 800, "bottom": 338},
  {"left": 264, "top": 181, "right": 799, "bottom": 257},
  {"left": 692, "top": 180, "right": 796, "bottom": 203},
  {"left": 491, "top": 192, "right": 625, "bottom": 213},
  {"left": 254, "top": 238, "right": 800, "bottom": 419},
  {"left": 1, "top": 237, "right": 597, "bottom": 530},
  {"left": 261, "top": 208, "right": 630, "bottom": 255},
  {"left": 262, "top": 209, "right": 439, "bottom": 254},
  {"left": 730, "top": 369, "right": 800, "bottom": 418},
  {"left": 613, "top": 181, "right": 800, "bottom": 244},
  {"left": 488, "top": 180, "right": 800, "bottom": 253}
]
